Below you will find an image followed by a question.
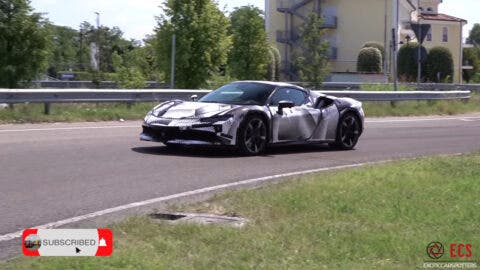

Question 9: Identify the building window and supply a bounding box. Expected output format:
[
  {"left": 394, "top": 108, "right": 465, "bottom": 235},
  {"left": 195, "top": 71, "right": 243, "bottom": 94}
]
[
  {"left": 419, "top": 7, "right": 423, "bottom": 11},
  {"left": 426, "top": 28, "right": 432, "bottom": 42},
  {"left": 442, "top": 27, "right": 448, "bottom": 42},
  {"left": 427, "top": 7, "right": 433, "bottom": 12}
]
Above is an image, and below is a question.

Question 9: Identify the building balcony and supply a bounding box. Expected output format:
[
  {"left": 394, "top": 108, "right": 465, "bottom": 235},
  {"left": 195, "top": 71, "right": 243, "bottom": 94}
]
[{"left": 277, "top": 0, "right": 312, "bottom": 12}]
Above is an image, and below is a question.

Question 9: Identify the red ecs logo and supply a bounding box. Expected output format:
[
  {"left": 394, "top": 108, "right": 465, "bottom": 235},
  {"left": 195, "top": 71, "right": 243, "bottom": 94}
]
[{"left": 450, "top": 244, "right": 472, "bottom": 258}]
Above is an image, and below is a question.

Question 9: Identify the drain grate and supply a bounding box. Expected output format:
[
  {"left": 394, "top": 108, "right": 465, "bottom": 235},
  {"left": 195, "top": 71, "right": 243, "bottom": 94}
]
[
  {"left": 149, "top": 213, "right": 187, "bottom": 220},
  {"left": 150, "top": 212, "right": 248, "bottom": 228}
]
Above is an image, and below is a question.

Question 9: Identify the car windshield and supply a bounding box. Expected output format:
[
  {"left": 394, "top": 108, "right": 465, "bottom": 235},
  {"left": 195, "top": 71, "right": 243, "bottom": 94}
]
[{"left": 199, "top": 82, "right": 276, "bottom": 105}]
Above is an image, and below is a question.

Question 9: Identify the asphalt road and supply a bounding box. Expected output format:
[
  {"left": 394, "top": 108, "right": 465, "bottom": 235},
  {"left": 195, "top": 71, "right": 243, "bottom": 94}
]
[{"left": 1, "top": 114, "right": 480, "bottom": 259}]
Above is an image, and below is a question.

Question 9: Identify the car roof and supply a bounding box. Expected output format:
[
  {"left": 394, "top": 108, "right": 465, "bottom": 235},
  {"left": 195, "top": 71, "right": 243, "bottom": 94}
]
[{"left": 232, "top": 81, "right": 304, "bottom": 89}]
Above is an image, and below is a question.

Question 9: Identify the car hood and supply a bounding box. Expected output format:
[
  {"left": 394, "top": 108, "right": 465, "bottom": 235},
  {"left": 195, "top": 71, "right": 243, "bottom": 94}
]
[{"left": 159, "top": 101, "right": 237, "bottom": 119}]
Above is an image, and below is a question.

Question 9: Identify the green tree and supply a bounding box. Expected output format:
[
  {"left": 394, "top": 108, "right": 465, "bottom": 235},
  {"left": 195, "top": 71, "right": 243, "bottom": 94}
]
[
  {"left": 228, "top": 6, "right": 269, "bottom": 80},
  {"left": 357, "top": 47, "right": 382, "bottom": 73},
  {"left": 155, "top": 0, "right": 231, "bottom": 89},
  {"left": 0, "top": 0, "right": 50, "bottom": 88},
  {"left": 462, "top": 47, "right": 479, "bottom": 83},
  {"left": 122, "top": 37, "right": 161, "bottom": 81},
  {"left": 424, "top": 46, "right": 454, "bottom": 83},
  {"left": 293, "top": 13, "right": 330, "bottom": 88},
  {"left": 467, "top": 23, "right": 480, "bottom": 46},
  {"left": 78, "top": 22, "right": 135, "bottom": 73},
  {"left": 47, "top": 25, "right": 80, "bottom": 77}
]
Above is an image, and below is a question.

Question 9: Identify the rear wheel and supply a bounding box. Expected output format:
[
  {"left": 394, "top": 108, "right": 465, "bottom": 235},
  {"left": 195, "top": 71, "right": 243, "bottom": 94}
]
[
  {"left": 332, "top": 113, "right": 361, "bottom": 150},
  {"left": 237, "top": 116, "right": 267, "bottom": 155}
]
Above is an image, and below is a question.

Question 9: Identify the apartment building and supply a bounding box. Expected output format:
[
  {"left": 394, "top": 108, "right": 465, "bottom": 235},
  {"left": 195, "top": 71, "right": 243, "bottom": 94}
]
[{"left": 265, "top": 0, "right": 467, "bottom": 82}]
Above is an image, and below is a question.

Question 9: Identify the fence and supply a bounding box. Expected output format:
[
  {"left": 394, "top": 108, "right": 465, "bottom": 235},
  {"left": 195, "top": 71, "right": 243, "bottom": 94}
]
[{"left": 0, "top": 89, "right": 471, "bottom": 114}]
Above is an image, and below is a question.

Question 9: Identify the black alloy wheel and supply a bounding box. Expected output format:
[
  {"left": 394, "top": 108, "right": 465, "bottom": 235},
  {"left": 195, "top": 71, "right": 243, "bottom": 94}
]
[
  {"left": 334, "top": 113, "right": 361, "bottom": 150},
  {"left": 237, "top": 116, "right": 267, "bottom": 155}
]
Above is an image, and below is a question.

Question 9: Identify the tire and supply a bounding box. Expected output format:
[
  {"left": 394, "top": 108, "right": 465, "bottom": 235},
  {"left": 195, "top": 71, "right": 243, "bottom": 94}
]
[
  {"left": 332, "top": 113, "right": 361, "bottom": 150},
  {"left": 237, "top": 115, "right": 268, "bottom": 155}
]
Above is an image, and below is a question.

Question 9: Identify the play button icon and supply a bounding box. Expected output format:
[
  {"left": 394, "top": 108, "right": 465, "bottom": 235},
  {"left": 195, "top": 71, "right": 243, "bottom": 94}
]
[{"left": 75, "top": 247, "right": 81, "bottom": 254}]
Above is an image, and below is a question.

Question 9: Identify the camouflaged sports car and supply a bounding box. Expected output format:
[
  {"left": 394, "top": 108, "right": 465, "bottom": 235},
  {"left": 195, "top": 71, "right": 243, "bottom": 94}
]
[{"left": 141, "top": 81, "right": 364, "bottom": 155}]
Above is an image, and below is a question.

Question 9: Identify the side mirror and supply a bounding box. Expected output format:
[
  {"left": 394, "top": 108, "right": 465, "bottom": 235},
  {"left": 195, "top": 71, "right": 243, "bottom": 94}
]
[
  {"left": 315, "top": 96, "right": 334, "bottom": 109},
  {"left": 277, "top": 100, "right": 295, "bottom": 115},
  {"left": 190, "top": 95, "right": 198, "bottom": 102}
]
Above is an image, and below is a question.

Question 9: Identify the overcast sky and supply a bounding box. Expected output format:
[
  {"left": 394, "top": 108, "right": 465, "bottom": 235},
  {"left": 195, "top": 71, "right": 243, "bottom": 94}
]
[{"left": 30, "top": 0, "right": 478, "bottom": 41}]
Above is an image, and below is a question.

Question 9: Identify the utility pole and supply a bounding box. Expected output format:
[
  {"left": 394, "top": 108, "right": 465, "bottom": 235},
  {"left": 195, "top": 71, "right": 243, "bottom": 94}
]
[
  {"left": 170, "top": 34, "right": 176, "bottom": 89},
  {"left": 392, "top": 0, "right": 399, "bottom": 91},
  {"left": 383, "top": 0, "right": 388, "bottom": 83},
  {"left": 417, "top": 0, "right": 422, "bottom": 87}
]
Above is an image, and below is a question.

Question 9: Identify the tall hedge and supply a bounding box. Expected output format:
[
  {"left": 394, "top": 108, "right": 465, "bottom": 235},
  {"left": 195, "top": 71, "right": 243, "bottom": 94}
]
[
  {"left": 424, "top": 46, "right": 454, "bottom": 83},
  {"left": 397, "top": 43, "right": 426, "bottom": 82},
  {"left": 357, "top": 47, "right": 382, "bottom": 73}
]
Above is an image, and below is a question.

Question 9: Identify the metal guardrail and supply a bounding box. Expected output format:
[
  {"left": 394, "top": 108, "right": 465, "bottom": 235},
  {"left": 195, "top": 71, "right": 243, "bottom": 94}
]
[
  {"left": 282, "top": 82, "right": 480, "bottom": 91},
  {"left": 0, "top": 89, "right": 471, "bottom": 103},
  {"left": 319, "top": 90, "right": 471, "bottom": 101}
]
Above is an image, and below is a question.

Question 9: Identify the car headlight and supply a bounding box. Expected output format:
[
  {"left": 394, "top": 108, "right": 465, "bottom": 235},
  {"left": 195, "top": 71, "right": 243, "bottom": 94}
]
[{"left": 200, "top": 114, "right": 233, "bottom": 123}]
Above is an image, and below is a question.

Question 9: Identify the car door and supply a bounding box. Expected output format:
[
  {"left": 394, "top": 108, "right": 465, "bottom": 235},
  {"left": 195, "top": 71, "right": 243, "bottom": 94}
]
[{"left": 268, "top": 88, "right": 320, "bottom": 142}]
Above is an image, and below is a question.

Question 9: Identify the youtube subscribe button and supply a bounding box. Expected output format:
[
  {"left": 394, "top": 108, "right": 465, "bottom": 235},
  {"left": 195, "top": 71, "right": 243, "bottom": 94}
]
[{"left": 22, "top": 229, "right": 113, "bottom": 256}]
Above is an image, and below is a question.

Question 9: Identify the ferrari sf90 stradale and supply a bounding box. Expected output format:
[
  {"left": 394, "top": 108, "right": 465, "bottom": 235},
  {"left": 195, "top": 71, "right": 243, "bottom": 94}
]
[{"left": 141, "top": 81, "right": 364, "bottom": 155}]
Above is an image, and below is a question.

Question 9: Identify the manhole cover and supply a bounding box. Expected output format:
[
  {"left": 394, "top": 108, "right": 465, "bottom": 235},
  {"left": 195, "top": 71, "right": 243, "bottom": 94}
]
[{"left": 149, "top": 212, "right": 248, "bottom": 228}]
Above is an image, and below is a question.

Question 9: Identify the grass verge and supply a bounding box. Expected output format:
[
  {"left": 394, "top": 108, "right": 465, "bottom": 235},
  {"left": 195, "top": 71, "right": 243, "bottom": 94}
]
[
  {"left": 2, "top": 153, "right": 480, "bottom": 269},
  {"left": 0, "top": 102, "right": 156, "bottom": 124},
  {"left": 1, "top": 93, "right": 479, "bottom": 124},
  {"left": 363, "top": 92, "right": 480, "bottom": 117}
]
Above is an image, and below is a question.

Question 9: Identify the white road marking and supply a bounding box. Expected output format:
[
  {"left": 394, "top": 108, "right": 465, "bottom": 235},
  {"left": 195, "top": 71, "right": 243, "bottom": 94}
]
[
  {"left": 0, "top": 159, "right": 400, "bottom": 242},
  {"left": 366, "top": 116, "right": 480, "bottom": 123},
  {"left": 0, "top": 125, "right": 138, "bottom": 133},
  {"left": 0, "top": 116, "right": 478, "bottom": 133}
]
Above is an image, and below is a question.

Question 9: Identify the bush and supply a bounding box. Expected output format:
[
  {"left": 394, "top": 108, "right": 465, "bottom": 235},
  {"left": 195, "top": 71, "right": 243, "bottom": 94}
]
[
  {"left": 462, "top": 47, "right": 480, "bottom": 83},
  {"left": 363, "top": 41, "right": 385, "bottom": 61},
  {"left": 397, "top": 43, "right": 426, "bottom": 82},
  {"left": 424, "top": 46, "right": 454, "bottom": 83},
  {"left": 114, "top": 67, "right": 147, "bottom": 89},
  {"left": 357, "top": 47, "right": 382, "bottom": 73}
]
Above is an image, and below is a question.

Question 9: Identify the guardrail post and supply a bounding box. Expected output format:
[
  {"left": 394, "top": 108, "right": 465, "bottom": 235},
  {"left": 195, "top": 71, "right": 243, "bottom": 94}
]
[{"left": 44, "top": 103, "right": 51, "bottom": 115}]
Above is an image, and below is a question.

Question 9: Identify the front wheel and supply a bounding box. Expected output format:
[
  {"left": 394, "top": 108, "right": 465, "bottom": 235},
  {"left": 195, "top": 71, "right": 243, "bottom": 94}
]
[
  {"left": 332, "top": 113, "right": 361, "bottom": 150},
  {"left": 237, "top": 116, "right": 268, "bottom": 155}
]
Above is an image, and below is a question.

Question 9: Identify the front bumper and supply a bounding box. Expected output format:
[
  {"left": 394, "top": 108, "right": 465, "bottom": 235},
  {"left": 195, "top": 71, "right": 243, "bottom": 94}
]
[{"left": 140, "top": 124, "right": 234, "bottom": 145}]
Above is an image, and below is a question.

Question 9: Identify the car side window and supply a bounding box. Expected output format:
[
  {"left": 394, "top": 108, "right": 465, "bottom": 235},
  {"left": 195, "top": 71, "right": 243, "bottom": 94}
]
[{"left": 269, "top": 88, "right": 307, "bottom": 106}]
